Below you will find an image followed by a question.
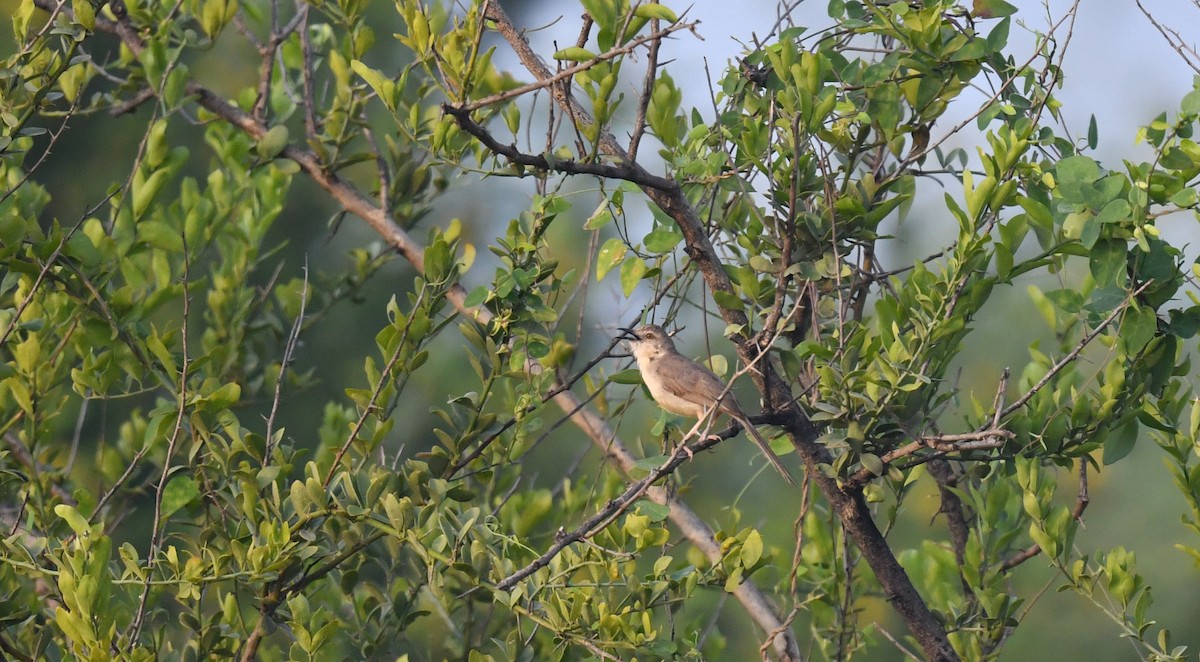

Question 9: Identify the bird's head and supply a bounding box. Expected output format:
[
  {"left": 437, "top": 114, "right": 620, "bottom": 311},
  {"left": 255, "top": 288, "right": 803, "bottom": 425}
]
[{"left": 617, "top": 324, "right": 675, "bottom": 359}]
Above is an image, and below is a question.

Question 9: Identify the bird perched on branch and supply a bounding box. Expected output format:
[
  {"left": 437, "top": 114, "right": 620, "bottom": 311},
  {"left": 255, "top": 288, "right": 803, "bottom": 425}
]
[{"left": 618, "top": 324, "right": 795, "bottom": 485}]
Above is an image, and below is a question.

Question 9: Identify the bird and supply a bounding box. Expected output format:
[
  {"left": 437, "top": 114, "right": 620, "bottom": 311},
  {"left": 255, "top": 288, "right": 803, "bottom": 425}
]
[{"left": 618, "top": 324, "right": 795, "bottom": 484}]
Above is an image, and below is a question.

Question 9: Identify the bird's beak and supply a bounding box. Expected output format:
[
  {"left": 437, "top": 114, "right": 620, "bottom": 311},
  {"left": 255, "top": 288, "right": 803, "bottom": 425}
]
[{"left": 617, "top": 326, "right": 639, "bottom": 340}]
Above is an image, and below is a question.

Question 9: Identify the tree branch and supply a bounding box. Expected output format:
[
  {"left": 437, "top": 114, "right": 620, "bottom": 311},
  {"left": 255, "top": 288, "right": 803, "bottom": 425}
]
[{"left": 441, "top": 104, "right": 677, "bottom": 189}]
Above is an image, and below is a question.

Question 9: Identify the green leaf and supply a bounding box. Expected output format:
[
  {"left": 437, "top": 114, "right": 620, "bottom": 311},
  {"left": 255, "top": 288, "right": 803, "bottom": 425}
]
[
  {"left": 13, "top": 334, "right": 41, "bottom": 375},
  {"left": 463, "top": 286, "right": 490, "bottom": 308},
  {"left": 146, "top": 328, "right": 177, "bottom": 383},
  {"left": 635, "top": 500, "right": 670, "bottom": 522},
  {"left": 1043, "top": 288, "right": 1082, "bottom": 313},
  {"left": 712, "top": 289, "right": 745, "bottom": 312},
  {"left": 1102, "top": 420, "right": 1139, "bottom": 465},
  {"left": 620, "top": 256, "right": 646, "bottom": 296},
  {"left": 160, "top": 475, "right": 200, "bottom": 520},
  {"left": 54, "top": 504, "right": 92, "bottom": 537},
  {"left": 256, "top": 125, "right": 290, "bottom": 160},
  {"left": 1094, "top": 199, "right": 1131, "bottom": 225},
  {"left": 585, "top": 207, "right": 613, "bottom": 230},
  {"left": 1016, "top": 195, "right": 1052, "bottom": 229},
  {"left": 350, "top": 60, "right": 396, "bottom": 110},
  {"left": 723, "top": 566, "right": 744, "bottom": 593},
  {"left": 986, "top": 17, "right": 1011, "bottom": 51},
  {"left": 1182, "top": 88, "right": 1200, "bottom": 116},
  {"left": 633, "top": 3, "right": 678, "bottom": 22},
  {"left": 596, "top": 237, "right": 627, "bottom": 281},
  {"left": 860, "top": 453, "right": 884, "bottom": 476},
  {"left": 199, "top": 0, "right": 235, "bottom": 37},
  {"left": 1089, "top": 239, "right": 1126, "bottom": 287},
  {"left": 204, "top": 382, "right": 242, "bottom": 410},
  {"left": 972, "top": 0, "right": 1018, "bottom": 18},
  {"left": 632, "top": 455, "right": 670, "bottom": 475},
  {"left": 138, "top": 220, "right": 184, "bottom": 253},
  {"left": 866, "top": 83, "right": 901, "bottom": 137},
  {"left": 643, "top": 228, "right": 682, "bottom": 253},
  {"left": 1167, "top": 306, "right": 1200, "bottom": 338},
  {"left": 740, "top": 530, "right": 763, "bottom": 569},
  {"left": 610, "top": 369, "right": 644, "bottom": 385},
  {"left": 1056, "top": 155, "right": 1100, "bottom": 186},
  {"left": 552, "top": 47, "right": 596, "bottom": 62},
  {"left": 1119, "top": 304, "right": 1156, "bottom": 353},
  {"left": 71, "top": 0, "right": 95, "bottom": 30},
  {"left": 1062, "top": 210, "right": 1096, "bottom": 246},
  {"left": 748, "top": 255, "right": 778, "bottom": 273}
]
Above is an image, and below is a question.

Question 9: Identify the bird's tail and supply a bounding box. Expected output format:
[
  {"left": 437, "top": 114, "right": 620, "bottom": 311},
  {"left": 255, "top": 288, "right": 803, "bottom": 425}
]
[{"left": 738, "top": 417, "right": 796, "bottom": 486}]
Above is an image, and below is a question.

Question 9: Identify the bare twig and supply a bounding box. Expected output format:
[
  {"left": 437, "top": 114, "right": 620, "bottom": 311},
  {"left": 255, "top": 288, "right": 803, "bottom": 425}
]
[
  {"left": 454, "top": 19, "right": 697, "bottom": 113},
  {"left": 296, "top": 2, "right": 318, "bottom": 138},
  {"left": 127, "top": 231, "right": 192, "bottom": 646},
  {"left": 1001, "top": 281, "right": 1151, "bottom": 418},
  {"left": 496, "top": 438, "right": 702, "bottom": 590},
  {"left": 264, "top": 261, "right": 308, "bottom": 458},
  {"left": 324, "top": 288, "right": 426, "bottom": 487},
  {"left": 1135, "top": 0, "right": 1200, "bottom": 75},
  {"left": 627, "top": 15, "right": 662, "bottom": 162}
]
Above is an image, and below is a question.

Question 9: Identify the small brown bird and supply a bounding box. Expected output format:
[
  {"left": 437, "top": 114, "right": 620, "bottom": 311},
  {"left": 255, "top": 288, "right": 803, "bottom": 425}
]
[{"left": 619, "top": 324, "right": 795, "bottom": 484}]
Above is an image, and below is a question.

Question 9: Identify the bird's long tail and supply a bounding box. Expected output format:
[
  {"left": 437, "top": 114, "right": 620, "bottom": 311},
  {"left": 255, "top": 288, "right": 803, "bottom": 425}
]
[{"left": 738, "top": 417, "right": 796, "bottom": 486}]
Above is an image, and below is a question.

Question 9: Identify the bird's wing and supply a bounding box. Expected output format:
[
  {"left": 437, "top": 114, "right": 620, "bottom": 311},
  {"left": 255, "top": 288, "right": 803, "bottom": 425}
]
[{"left": 656, "top": 353, "right": 731, "bottom": 409}]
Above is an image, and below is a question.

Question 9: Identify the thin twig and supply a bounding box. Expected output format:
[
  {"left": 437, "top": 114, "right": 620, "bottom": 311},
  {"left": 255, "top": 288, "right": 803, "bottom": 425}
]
[
  {"left": 1001, "top": 458, "right": 1090, "bottom": 572},
  {"left": 1001, "top": 281, "right": 1151, "bottom": 418},
  {"left": 296, "top": 2, "right": 318, "bottom": 138},
  {"left": 324, "top": 288, "right": 426, "bottom": 487},
  {"left": 127, "top": 231, "right": 192, "bottom": 647},
  {"left": 626, "top": 15, "right": 662, "bottom": 162},
  {"left": 265, "top": 261, "right": 308, "bottom": 458},
  {"left": 455, "top": 19, "right": 697, "bottom": 113},
  {"left": 495, "top": 428, "right": 728, "bottom": 591}
]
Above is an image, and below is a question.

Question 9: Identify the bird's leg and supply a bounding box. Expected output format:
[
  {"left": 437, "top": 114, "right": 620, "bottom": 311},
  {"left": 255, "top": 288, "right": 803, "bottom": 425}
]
[
  {"left": 680, "top": 417, "right": 705, "bottom": 441},
  {"left": 674, "top": 415, "right": 713, "bottom": 460},
  {"left": 673, "top": 408, "right": 724, "bottom": 461}
]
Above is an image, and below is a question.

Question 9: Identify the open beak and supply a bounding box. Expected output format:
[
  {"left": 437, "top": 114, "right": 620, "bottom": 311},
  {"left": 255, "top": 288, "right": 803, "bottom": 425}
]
[{"left": 616, "top": 326, "right": 640, "bottom": 341}]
